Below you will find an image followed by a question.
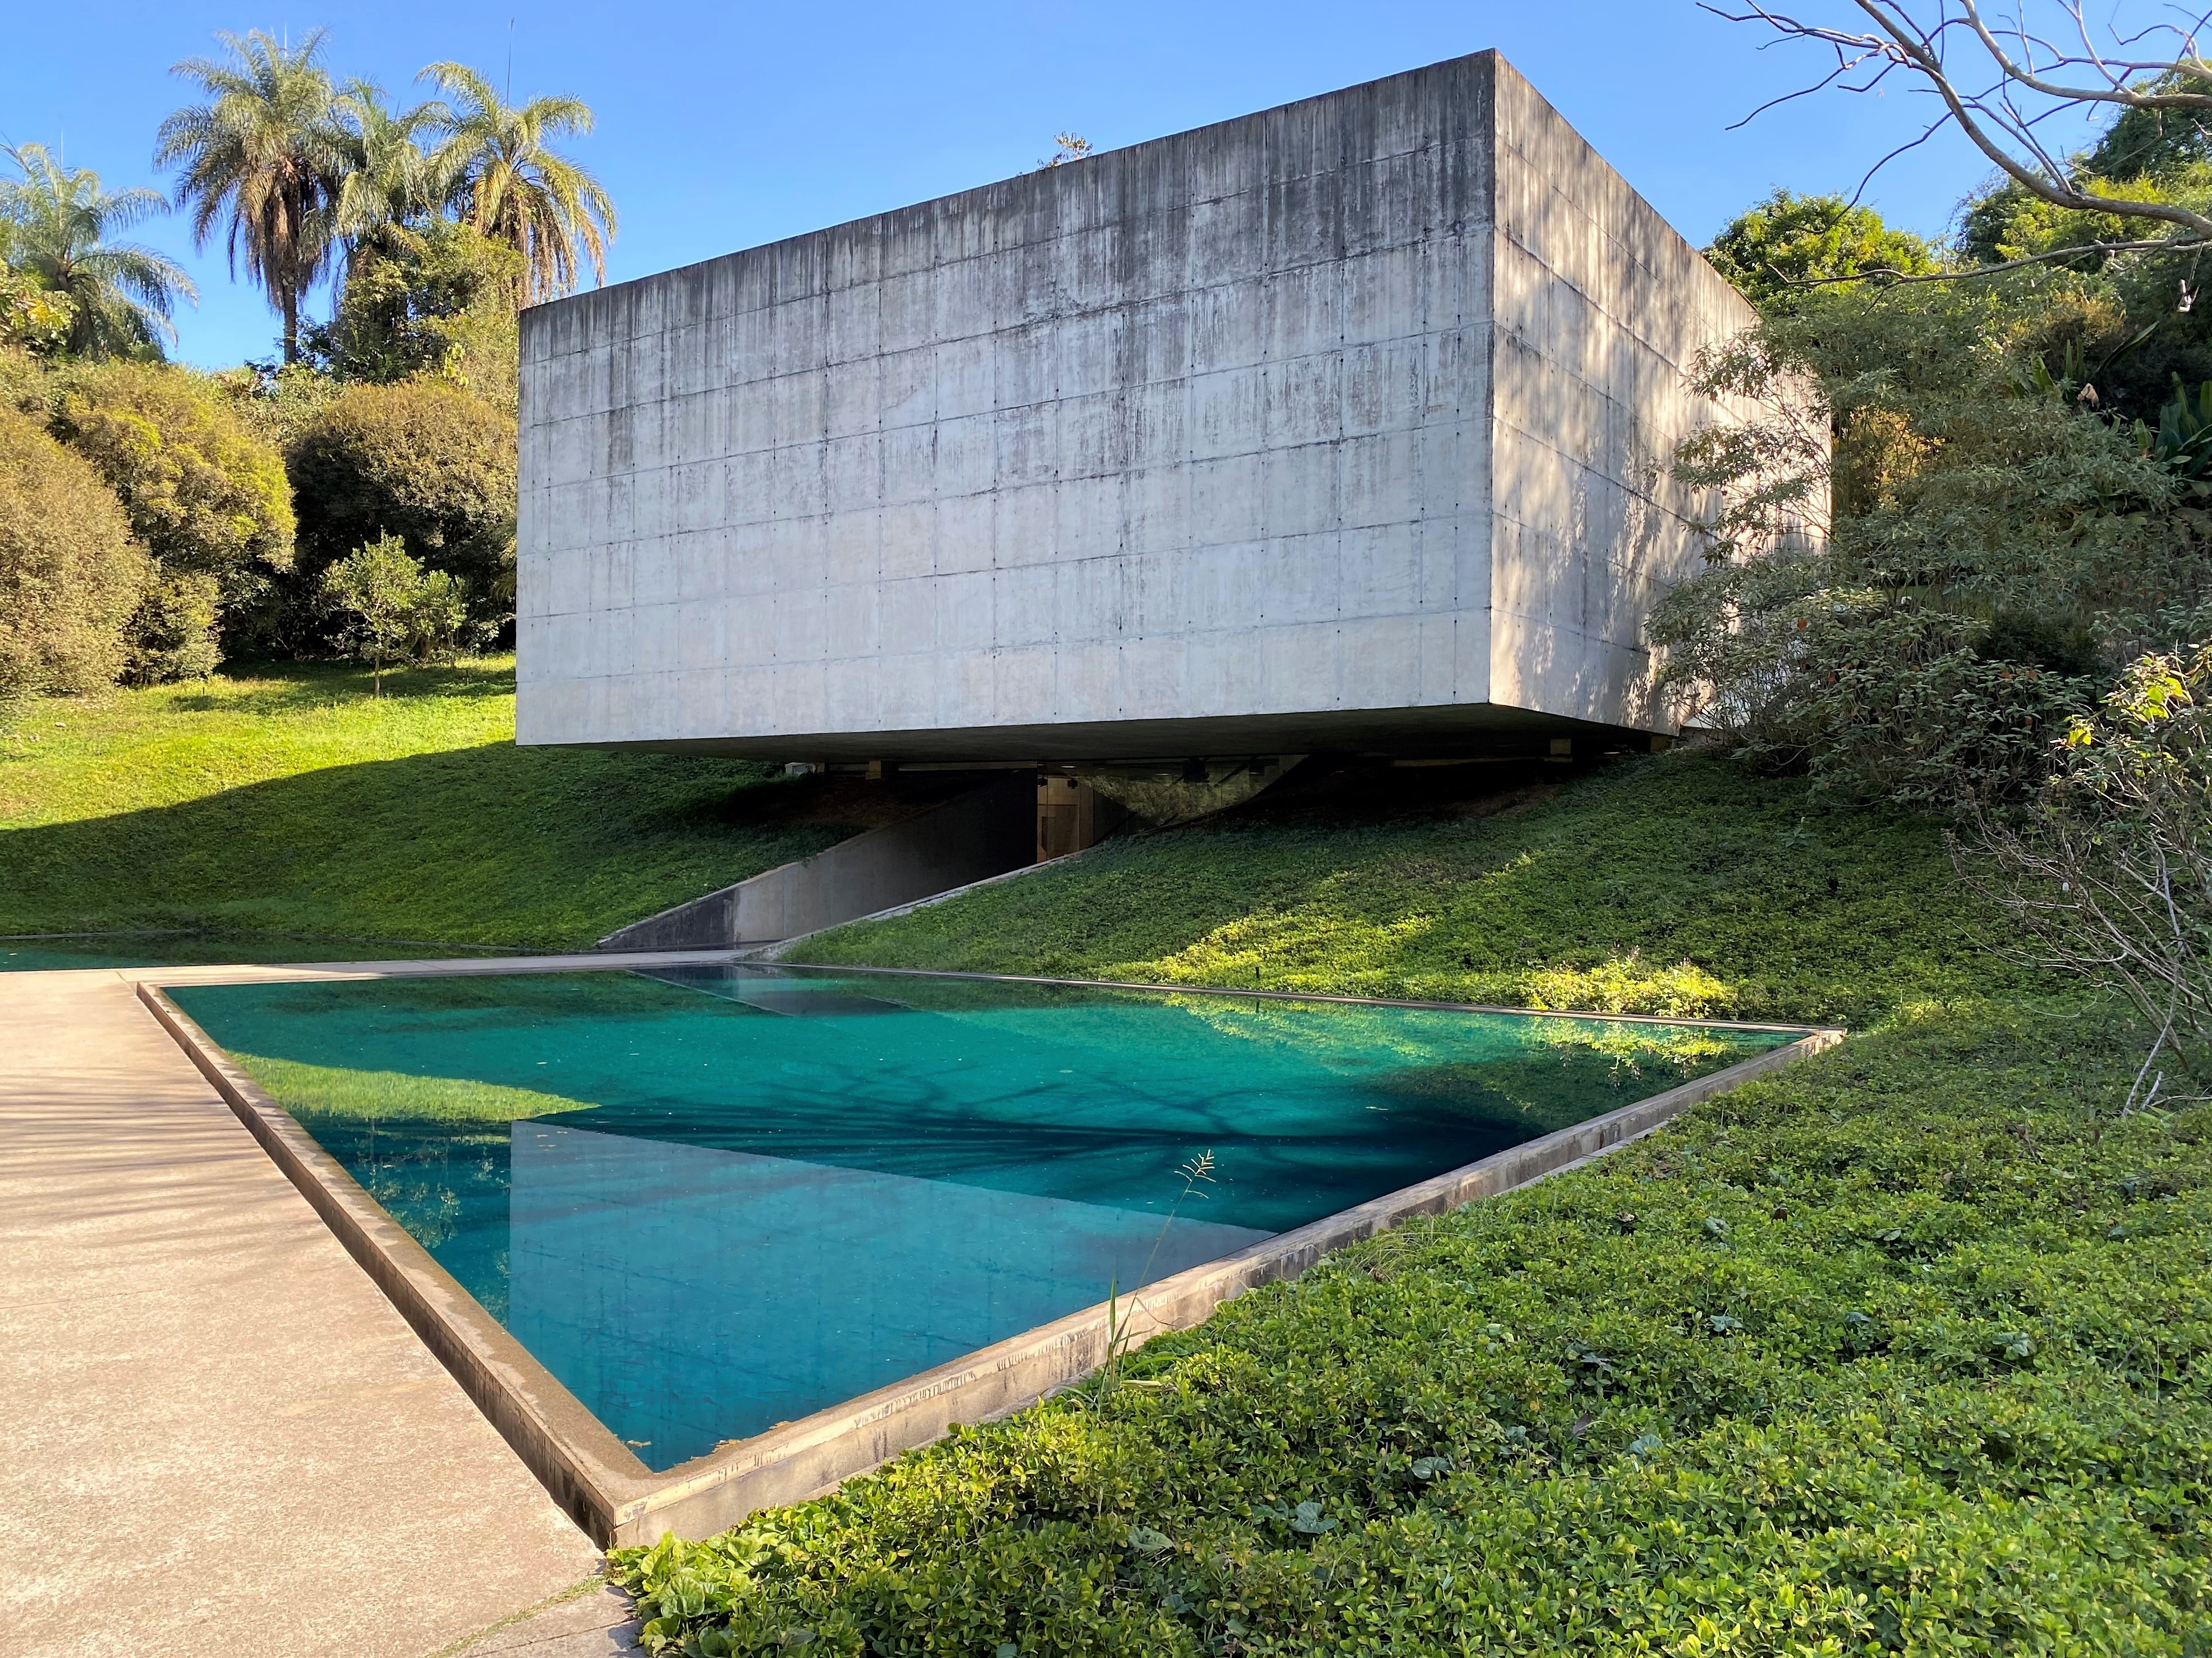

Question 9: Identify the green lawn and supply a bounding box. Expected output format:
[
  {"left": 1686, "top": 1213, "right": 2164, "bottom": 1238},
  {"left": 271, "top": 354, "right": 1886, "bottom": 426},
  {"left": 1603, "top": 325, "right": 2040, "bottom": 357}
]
[
  {"left": 623, "top": 756, "right": 2211, "bottom": 1655},
  {"left": 792, "top": 754, "right": 2022, "bottom": 1029},
  {"left": 0, "top": 659, "right": 849, "bottom": 950}
]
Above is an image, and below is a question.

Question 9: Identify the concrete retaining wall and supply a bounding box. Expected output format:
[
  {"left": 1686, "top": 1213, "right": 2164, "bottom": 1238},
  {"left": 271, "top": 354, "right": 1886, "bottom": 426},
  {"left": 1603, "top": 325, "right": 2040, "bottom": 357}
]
[
  {"left": 516, "top": 51, "right": 1764, "bottom": 762},
  {"left": 599, "top": 776, "right": 1035, "bottom": 948}
]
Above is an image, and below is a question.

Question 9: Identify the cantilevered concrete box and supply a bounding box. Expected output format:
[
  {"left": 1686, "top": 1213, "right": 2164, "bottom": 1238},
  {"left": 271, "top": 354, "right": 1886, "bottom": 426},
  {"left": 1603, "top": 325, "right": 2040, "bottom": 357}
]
[{"left": 516, "top": 51, "right": 1755, "bottom": 762}]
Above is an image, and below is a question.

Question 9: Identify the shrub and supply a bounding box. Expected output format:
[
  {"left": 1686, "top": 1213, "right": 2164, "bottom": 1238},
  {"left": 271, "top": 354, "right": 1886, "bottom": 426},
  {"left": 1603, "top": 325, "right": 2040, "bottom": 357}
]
[
  {"left": 279, "top": 380, "right": 515, "bottom": 650},
  {"left": 1965, "top": 644, "right": 2212, "bottom": 1096},
  {"left": 318, "top": 532, "right": 470, "bottom": 695},
  {"left": 0, "top": 256, "right": 71, "bottom": 357},
  {"left": 124, "top": 569, "right": 222, "bottom": 685},
  {"left": 0, "top": 342, "right": 48, "bottom": 417},
  {"left": 50, "top": 361, "right": 294, "bottom": 676},
  {"left": 0, "top": 402, "right": 149, "bottom": 699}
]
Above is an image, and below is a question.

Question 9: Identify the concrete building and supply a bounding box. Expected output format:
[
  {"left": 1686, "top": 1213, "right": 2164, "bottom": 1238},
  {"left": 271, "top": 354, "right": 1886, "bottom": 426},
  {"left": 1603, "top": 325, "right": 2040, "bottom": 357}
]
[{"left": 515, "top": 50, "right": 1756, "bottom": 766}]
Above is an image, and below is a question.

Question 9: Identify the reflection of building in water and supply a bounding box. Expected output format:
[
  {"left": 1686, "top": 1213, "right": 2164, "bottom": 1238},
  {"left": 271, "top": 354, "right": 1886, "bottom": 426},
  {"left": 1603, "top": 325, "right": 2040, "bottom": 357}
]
[
  {"left": 516, "top": 52, "right": 1776, "bottom": 780},
  {"left": 504, "top": 1123, "right": 1266, "bottom": 1467}
]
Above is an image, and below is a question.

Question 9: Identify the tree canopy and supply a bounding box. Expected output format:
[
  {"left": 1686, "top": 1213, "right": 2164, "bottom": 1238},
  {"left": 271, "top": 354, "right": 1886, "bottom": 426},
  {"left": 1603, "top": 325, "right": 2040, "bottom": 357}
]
[
  {"left": 0, "top": 144, "right": 195, "bottom": 359},
  {"left": 157, "top": 29, "right": 347, "bottom": 365},
  {"left": 1705, "top": 190, "right": 1946, "bottom": 306},
  {"left": 420, "top": 60, "right": 616, "bottom": 304}
]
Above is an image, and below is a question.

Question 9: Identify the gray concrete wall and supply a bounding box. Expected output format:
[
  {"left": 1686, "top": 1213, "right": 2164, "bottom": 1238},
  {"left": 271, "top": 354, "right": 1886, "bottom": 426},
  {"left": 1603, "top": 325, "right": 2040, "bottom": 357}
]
[
  {"left": 597, "top": 777, "right": 1035, "bottom": 948},
  {"left": 1486, "top": 67, "right": 1758, "bottom": 728},
  {"left": 517, "top": 51, "right": 1755, "bottom": 761}
]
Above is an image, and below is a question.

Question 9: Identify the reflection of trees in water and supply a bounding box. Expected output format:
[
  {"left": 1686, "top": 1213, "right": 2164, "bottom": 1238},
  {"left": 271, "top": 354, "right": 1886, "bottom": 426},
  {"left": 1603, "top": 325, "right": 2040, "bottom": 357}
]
[
  {"left": 301, "top": 1113, "right": 513, "bottom": 1320},
  {"left": 573, "top": 1060, "right": 1243, "bottom": 1198},
  {"left": 227, "top": 966, "right": 1783, "bottom": 1246},
  {"left": 200, "top": 968, "right": 705, "bottom": 1041},
  {"left": 1369, "top": 1043, "right": 1720, "bottom": 1135},
  {"left": 1153, "top": 993, "right": 1761, "bottom": 1074}
]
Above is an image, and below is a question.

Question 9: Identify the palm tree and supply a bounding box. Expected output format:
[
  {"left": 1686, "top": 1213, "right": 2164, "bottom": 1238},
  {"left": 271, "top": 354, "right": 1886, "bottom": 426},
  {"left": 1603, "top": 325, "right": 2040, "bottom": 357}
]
[
  {"left": 0, "top": 143, "right": 196, "bottom": 357},
  {"left": 157, "top": 29, "right": 345, "bottom": 362},
  {"left": 329, "top": 80, "right": 448, "bottom": 264},
  {"left": 420, "top": 61, "right": 615, "bottom": 304}
]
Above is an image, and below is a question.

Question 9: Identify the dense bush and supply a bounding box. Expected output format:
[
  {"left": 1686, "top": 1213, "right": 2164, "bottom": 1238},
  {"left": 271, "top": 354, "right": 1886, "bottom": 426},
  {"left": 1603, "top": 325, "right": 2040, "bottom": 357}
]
[
  {"left": 50, "top": 360, "right": 294, "bottom": 676},
  {"left": 1652, "top": 273, "right": 2211, "bottom": 808},
  {"left": 0, "top": 402, "right": 149, "bottom": 699},
  {"left": 614, "top": 994, "right": 2211, "bottom": 1655},
  {"left": 1952, "top": 91, "right": 2212, "bottom": 416},
  {"left": 278, "top": 380, "right": 515, "bottom": 650},
  {"left": 0, "top": 256, "right": 71, "bottom": 357},
  {"left": 0, "top": 342, "right": 45, "bottom": 416}
]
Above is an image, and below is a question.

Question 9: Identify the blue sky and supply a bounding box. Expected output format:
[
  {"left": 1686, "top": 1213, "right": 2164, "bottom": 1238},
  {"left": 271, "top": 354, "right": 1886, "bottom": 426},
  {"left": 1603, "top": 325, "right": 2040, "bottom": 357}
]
[{"left": 1, "top": 1, "right": 2112, "bottom": 368}]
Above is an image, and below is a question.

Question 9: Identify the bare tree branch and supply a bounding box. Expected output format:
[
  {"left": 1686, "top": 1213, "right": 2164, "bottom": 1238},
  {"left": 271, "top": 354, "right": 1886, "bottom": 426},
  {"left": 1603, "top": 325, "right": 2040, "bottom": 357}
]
[{"left": 1706, "top": 0, "right": 2212, "bottom": 251}]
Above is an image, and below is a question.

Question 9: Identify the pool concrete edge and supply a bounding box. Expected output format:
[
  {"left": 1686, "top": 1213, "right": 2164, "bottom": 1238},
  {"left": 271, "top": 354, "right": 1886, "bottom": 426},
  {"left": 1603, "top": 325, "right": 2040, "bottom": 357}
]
[
  {"left": 136, "top": 983, "right": 662, "bottom": 1543},
  {"left": 137, "top": 973, "right": 1841, "bottom": 1547}
]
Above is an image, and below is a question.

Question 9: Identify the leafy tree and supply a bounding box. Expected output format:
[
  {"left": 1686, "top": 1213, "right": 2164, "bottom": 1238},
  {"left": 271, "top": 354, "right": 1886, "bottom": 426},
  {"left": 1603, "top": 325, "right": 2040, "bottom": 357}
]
[
  {"left": 0, "top": 145, "right": 195, "bottom": 359},
  {"left": 2081, "top": 71, "right": 2212, "bottom": 185},
  {"left": 421, "top": 60, "right": 615, "bottom": 302},
  {"left": 318, "top": 531, "right": 466, "bottom": 695},
  {"left": 50, "top": 361, "right": 295, "bottom": 653},
  {"left": 279, "top": 379, "right": 516, "bottom": 649},
  {"left": 158, "top": 29, "right": 344, "bottom": 364},
  {"left": 0, "top": 402, "right": 151, "bottom": 700},
  {"left": 311, "top": 219, "right": 522, "bottom": 406},
  {"left": 1704, "top": 190, "right": 1945, "bottom": 306}
]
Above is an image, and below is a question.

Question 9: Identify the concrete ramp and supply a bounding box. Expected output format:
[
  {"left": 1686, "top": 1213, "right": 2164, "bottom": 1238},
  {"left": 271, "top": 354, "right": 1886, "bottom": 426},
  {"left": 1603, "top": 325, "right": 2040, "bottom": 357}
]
[{"left": 598, "top": 776, "right": 1035, "bottom": 950}]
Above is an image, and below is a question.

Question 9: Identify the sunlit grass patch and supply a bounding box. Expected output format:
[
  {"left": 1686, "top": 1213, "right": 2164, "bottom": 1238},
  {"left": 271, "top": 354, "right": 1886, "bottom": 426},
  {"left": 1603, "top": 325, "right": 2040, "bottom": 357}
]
[{"left": 229, "top": 1052, "right": 592, "bottom": 1123}]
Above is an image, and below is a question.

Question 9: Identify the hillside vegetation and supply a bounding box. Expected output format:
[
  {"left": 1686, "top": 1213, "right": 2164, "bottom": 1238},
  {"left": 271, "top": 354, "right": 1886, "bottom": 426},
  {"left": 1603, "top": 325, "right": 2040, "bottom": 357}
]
[
  {"left": 792, "top": 755, "right": 2022, "bottom": 1030},
  {"left": 622, "top": 757, "right": 2212, "bottom": 1656},
  {"left": 0, "top": 658, "right": 847, "bottom": 950}
]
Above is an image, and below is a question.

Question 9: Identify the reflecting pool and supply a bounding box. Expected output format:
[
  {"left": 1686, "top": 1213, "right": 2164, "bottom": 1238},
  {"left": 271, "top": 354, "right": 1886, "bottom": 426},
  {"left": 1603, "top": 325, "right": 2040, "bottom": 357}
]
[{"left": 171, "top": 966, "right": 1793, "bottom": 1468}]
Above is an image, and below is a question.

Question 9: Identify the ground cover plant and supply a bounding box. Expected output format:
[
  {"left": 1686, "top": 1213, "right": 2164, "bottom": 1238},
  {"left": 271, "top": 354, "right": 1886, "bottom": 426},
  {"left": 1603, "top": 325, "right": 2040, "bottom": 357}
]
[
  {"left": 622, "top": 756, "right": 2212, "bottom": 1655},
  {"left": 791, "top": 755, "right": 2022, "bottom": 1030},
  {"left": 0, "top": 656, "right": 855, "bottom": 949}
]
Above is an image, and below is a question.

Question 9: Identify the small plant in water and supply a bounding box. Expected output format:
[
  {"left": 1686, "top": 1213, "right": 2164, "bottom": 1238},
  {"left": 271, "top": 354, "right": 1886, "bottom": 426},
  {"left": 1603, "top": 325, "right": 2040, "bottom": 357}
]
[{"left": 1078, "top": 1150, "right": 1216, "bottom": 1410}]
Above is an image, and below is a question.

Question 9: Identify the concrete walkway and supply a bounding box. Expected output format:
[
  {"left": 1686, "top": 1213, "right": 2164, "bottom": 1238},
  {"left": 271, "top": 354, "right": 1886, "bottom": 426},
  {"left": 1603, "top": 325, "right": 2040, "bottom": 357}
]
[{"left": 0, "top": 969, "right": 604, "bottom": 1657}]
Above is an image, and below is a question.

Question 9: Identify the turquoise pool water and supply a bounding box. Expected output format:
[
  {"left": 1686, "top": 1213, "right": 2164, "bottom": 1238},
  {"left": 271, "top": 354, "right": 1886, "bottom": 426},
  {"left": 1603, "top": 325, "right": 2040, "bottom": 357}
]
[{"left": 170, "top": 966, "right": 1795, "bottom": 1469}]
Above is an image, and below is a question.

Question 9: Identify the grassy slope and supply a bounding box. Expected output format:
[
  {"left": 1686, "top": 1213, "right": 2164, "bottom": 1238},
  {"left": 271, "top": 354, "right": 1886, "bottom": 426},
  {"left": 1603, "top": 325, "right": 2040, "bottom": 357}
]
[
  {"left": 624, "top": 757, "right": 2211, "bottom": 1655},
  {"left": 793, "top": 754, "right": 2021, "bottom": 1029},
  {"left": 0, "top": 659, "right": 846, "bottom": 950}
]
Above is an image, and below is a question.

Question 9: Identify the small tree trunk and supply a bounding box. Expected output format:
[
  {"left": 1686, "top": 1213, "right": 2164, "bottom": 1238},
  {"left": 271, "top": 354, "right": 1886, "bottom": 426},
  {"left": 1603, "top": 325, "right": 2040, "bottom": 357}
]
[{"left": 282, "top": 283, "right": 300, "bottom": 365}]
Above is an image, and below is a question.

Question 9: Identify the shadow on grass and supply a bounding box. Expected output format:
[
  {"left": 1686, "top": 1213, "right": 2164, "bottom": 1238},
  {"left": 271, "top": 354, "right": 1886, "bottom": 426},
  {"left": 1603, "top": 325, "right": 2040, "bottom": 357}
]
[
  {"left": 0, "top": 739, "right": 870, "bottom": 949},
  {"left": 163, "top": 658, "right": 519, "bottom": 717}
]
